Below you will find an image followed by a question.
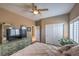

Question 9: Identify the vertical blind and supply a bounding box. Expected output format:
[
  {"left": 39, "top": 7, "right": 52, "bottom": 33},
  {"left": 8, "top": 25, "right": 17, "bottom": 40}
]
[
  {"left": 70, "top": 20, "right": 79, "bottom": 43},
  {"left": 45, "top": 23, "right": 64, "bottom": 45}
]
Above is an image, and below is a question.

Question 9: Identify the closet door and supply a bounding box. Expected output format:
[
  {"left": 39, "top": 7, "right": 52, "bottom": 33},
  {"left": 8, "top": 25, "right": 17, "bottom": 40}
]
[
  {"left": 35, "top": 26, "right": 40, "bottom": 42},
  {"left": 45, "top": 23, "right": 64, "bottom": 45}
]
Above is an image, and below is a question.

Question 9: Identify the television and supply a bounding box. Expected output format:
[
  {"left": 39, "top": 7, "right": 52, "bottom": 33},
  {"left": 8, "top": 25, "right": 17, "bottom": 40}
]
[{"left": 6, "top": 27, "right": 27, "bottom": 41}]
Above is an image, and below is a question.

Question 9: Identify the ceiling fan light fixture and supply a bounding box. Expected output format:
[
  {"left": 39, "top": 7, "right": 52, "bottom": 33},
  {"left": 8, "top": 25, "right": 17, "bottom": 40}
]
[{"left": 33, "top": 10, "right": 39, "bottom": 14}]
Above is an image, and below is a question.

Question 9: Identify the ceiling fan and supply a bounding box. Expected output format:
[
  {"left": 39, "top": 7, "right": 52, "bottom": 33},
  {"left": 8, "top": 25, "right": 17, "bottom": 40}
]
[{"left": 23, "top": 3, "right": 48, "bottom": 15}]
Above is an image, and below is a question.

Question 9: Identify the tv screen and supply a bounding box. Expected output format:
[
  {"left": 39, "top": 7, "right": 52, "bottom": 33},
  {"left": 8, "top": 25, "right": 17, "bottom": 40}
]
[{"left": 6, "top": 27, "right": 27, "bottom": 41}]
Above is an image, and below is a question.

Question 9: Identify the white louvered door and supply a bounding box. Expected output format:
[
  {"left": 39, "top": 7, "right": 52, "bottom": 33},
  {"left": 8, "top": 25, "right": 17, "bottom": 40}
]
[{"left": 45, "top": 23, "right": 64, "bottom": 45}]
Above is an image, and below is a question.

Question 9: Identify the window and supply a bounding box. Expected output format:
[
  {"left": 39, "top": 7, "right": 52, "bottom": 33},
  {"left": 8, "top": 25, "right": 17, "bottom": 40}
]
[{"left": 70, "top": 20, "right": 79, "bottom": 43}]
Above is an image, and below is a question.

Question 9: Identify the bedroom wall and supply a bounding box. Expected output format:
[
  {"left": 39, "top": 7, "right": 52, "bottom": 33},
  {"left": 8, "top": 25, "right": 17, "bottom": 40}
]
[
  {"left": 39, "top": 14, "right": 69, "bottom": 43},
  {"left": 69, "top": 3, "right": 79, "bottom": 21},
  {"left": 0, "top": 8, "right": 35, "bottom": 43}
]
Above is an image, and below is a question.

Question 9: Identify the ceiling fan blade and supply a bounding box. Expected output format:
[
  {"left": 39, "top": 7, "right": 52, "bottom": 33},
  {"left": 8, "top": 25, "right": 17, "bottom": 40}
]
[{"left": 39, "top": 9, "right": 48, "bottom": 11}]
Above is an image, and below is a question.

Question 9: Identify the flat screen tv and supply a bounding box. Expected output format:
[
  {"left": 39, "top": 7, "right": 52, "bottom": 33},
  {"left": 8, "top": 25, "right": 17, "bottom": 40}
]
[{"left": 6, "top": 27, "right": 27, "bottom": 41}]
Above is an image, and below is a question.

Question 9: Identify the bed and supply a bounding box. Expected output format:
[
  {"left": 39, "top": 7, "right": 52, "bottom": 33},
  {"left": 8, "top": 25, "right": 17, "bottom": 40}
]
[
  {"left": 11, "top": 42, "right": 61, "bottom": 56},
  {"left": 11, "top": 42, "right": 79, "bottom": 56}
]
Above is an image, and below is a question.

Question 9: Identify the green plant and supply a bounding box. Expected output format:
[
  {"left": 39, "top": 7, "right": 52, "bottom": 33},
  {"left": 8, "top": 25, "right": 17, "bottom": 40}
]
[{"left": 59, "top": 38, "right": 77, "bottom": 45}]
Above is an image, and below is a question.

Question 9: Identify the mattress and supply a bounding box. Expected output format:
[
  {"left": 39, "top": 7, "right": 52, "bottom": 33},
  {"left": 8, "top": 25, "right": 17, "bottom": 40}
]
[{"left": 11, "top": 42, "right": 61, "bottom": 56}]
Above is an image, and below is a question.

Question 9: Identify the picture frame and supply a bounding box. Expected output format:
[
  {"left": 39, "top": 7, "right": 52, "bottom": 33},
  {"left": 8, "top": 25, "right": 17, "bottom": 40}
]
[{"left": 27, "top": 27, "right": 31, "bottom": 32}]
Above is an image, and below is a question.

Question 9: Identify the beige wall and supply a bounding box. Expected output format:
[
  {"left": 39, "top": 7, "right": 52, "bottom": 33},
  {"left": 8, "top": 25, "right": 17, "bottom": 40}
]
[
  {"left": 69, "top": 4, "right": 79, "bottom": 21},
  {"left": 0, "top": 8, "right": 35, "bottom": 27},
  {"left": 0, "top": 8, "right": 35, "bottom": 43},
  {"left": 40, "top": 14, "right": 69, "bottom": 43},
  {"left": 68, "top": 4, "right": 79, "bottom": 43}
]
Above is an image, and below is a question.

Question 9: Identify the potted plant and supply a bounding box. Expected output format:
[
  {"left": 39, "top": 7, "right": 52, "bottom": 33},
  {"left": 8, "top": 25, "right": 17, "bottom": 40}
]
[{"left": 59, "top": 38, "right": 77, "bottom": 45}]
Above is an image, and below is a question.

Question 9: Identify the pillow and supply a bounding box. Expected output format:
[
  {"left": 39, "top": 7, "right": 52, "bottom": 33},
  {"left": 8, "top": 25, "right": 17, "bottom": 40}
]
[
  {"left": 63, "top": 45, "right": 79, "bottom": 56},
  {"left": 57, "top": 44, "right": 76, "bottom": 53}
]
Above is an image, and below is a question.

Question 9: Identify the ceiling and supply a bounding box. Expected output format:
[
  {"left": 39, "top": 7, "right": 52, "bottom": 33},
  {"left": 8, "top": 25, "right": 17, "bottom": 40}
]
[{"left": 0, "top": 3, "right": 75, "bottom": 21}]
